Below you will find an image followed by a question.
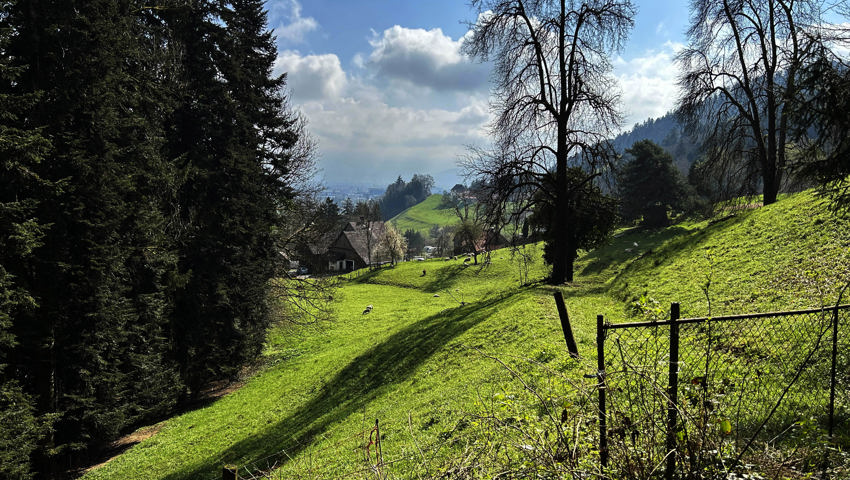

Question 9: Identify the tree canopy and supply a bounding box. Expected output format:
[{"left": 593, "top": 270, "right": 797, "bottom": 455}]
[
  {"left": 0, "top": 0, "right": 313, "bottom": 474},
  {"left": 619, "top": 140, "right": 689, "bottom": 226},
  {"left": 462, "top": 0, "right": 634, "bottom": 283},
  {"left": 792, "top": 46, "right": 850, "bottom": 209},
  {"left": 676, "top": 0, "right": 838, "bottom": 205},
  {"left": 378, "top": 174, "right": 435, "bottom": 220}
]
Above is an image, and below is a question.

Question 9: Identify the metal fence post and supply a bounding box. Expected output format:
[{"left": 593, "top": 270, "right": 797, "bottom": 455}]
[
  {"left": 375, "top": 418, "right": 383, "bottom": 473},
  {"left": 222, "top": 465, "right": 238, "bottom": 480},
  {"left": 665, "top": 302, "right": 681, "bottom": 480},
  {"left": 829, "top": 306, "right": 839, "bottom": 438},
  {"left": 597, "top": 314, "right": 608, "bottom": 470},
  {"left": 554, "top": 291, "right": 580, "bottom": 358}
]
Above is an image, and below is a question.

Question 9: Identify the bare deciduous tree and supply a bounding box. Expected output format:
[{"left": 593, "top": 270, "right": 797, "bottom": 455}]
[
  {"left": 791, "top": 23, "right": 850, "bottom": 210},
  {"left": 452, "top": 197, "right": 486, "bottom": 265},
  {"left": 676, "top": 0, "right": 828, "bottom": 205},
  {"left": 270, "top": 120, "right": 339, "bottom": 324},
  {"left": 462, "top": 0, "right": 634, "bottom": 283}
]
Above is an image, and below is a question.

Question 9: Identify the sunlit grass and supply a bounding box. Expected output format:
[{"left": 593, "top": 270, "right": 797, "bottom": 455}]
[
  {"left": 389, "top": 194, "right": 458, "bottom": 236},
  {"left": 84, "top": 189, "right": 850, "bottom": 479}
]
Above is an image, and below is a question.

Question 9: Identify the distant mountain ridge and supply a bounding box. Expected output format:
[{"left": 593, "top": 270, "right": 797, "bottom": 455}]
[{"left": 612, "top": 111, "right": 703, "bottom": 175}]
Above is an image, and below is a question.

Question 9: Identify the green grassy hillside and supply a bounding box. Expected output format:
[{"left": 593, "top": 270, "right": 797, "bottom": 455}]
[
  {"left": 389, "top": 193, "right": 458, "bottom": 235},
  {"left": 84, "top": 191, "right": 849, "bottom": 479}
]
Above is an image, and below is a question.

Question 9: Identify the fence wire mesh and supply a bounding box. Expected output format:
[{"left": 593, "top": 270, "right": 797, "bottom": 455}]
[{"left": 602, "top": 304, "right": 850, "bottom": 478}]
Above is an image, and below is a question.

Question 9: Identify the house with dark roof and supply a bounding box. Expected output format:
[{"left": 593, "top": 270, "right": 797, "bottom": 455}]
[
  {"left": 294, "top": 230, "right": 338, "bottom": 274},
  {"left": 327, "top": 220, "right": 388, "bottom": 272}
]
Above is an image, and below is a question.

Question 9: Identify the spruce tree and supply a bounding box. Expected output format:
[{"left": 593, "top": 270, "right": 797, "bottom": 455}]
[
  {"left": 619, "top": 140, "right": 688, "bottom": 227},
  {"left": 166, "top": 0, "right": 298, "bottom": 396},
  {"left": 0, "top": 2, "right": 51, "bottom": 475},
  {"left": 0, "top": 0, "right": 308, "bottom": 473},
  {"left": 2, "top": 0, "right": 183, "bottom": 470}
]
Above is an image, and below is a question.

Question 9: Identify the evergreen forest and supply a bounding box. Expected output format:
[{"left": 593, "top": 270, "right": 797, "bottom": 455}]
[{"left": 0, "top": 0, "right": 310, "bottom": 476}]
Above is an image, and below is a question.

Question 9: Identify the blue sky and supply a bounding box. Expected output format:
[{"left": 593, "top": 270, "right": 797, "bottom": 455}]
[{"left": 266, "top": 0, "right": 691, "bottom": 188}]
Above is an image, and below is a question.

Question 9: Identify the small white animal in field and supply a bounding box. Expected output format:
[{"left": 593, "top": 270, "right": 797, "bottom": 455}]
[
  {"left": 633, "top": 242, "right": 639, "bottom": 247},
  {"left": 463, "top": 257, "right": 471, "bottom": 263},
  {"left": 362, "top": 305, "right": 373, "bottom": 314}
]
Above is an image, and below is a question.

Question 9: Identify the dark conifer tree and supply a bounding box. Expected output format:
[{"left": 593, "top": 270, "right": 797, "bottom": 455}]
[
  {"left": 0, "top": 2, "right": 51, "bottom": 474},
  {"left": 166, "top": 0, "right": 298, "bottom": 396},
  {"left": 618, "top": 140, "right": 688, "bottom": 227},
  {"left": 341, "top": 197, "right": 356, "bottom": 216},
  {"left": 0, "top": 0, "right": 309, "bottom": 473},
  {"left": 1, "top": 0, "right": 182, "bottom": 470}
]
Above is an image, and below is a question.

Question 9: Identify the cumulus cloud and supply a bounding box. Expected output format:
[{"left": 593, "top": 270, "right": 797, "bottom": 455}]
[
  {"left": 299, "top": 94, "right": 490, "bottom": 184},
  {"left": 264, "top": 18, "right": 492, "bottom": 184},
  {"left": 367, "top": 25, "right": 489, "bottom": 91},
  {"left": 614, "top": 42, "right": 684, "bottom": 128},
  {"left": 274, "top": 51, "right": 347, "bottom": 100},
  {"left": 272, "top": 0, "right": 318, "bottom": 44}
]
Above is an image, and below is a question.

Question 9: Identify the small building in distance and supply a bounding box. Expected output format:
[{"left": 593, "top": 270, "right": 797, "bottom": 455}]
[
  {"left": 327, "top": 220, "right": 388, "bottom": 272},
  {"left": 453, "top": 228, "right": 508, "bottom": 256}
]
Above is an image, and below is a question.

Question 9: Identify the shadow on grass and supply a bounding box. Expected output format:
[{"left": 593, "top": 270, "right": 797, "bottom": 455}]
[
  {"left": 581, "top": 213, "right": 753, "bottom": 283},
  {"left": 420, "top": 263, "right": 466, "bottom": 293},
  {"left": 419, "top": 261, "right": 493, "bottom": 293},
  {"left": 162, "top": 292, "right": 518, "bottom": 480},
  {"left": 579, "top": 226, "right": 692, "bottom": 276}
]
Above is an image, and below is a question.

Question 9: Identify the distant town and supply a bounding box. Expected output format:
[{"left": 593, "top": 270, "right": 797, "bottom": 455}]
[{"left": 322, "top": 181, "right": 453, "bottom": 204}]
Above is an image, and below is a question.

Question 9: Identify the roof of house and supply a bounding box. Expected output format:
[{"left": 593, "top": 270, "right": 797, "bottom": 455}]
[
  {"left": 331, "top": 221, "right": 385, "bottom": 264},
  {"left": 306, "top": 230, "right": 340, "bottom": 255}
]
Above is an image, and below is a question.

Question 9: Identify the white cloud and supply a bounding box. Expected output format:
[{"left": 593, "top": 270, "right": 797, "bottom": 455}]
[
  {"left": 274, "top": 51, "right": 347, "bottom": 100},
  {"left": 367, "top": 25, "right": 489, "bottom": 91},
  {"left": 298, "top": 93, "right": 490, "bottom": 185},
  {"left": 614, "top": 42, "right": 684, "bottom": 129},
  {"left": 267, "top": 22, "right": 493, "bottom": 185},
  {"left": 272, "top": 0, "right": 318, "bottom": 44},
  {"left": 821, "top": 22, "right": 850, "bottom": 58},
  {"left": 268, "top": 41, "right": 492, "bottom": 185}
]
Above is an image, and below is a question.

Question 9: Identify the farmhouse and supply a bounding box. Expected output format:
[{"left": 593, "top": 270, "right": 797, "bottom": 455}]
[
  {"left": 326, "top": 220, "right": 388, "bottom": 272},
  {"left": 293, "top": 231, "right": 337, "bottom": 274}
]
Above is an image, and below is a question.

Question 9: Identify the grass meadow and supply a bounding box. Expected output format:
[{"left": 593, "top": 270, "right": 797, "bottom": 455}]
[
  {"left": 84, "top": 190, "right": 850, "bottom": 479},
  {"left": 389, "top": 194, "right": 459, "bottom": 236}
]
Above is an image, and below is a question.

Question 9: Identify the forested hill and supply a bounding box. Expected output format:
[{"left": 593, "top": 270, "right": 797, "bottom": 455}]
[
  {"left": 378, "top": 174, "right": 435, "bottom": 220},
  {"left": 612, "top": 112, "right": 702, "bottom": 174}
]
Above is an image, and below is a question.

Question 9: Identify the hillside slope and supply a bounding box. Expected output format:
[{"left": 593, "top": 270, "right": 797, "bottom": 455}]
[
  {"left": 85, "top": 190, "right": 849, "bottom": 479},
  {"left": 389, "top": 193, "right": 458, "bottom": 235}
]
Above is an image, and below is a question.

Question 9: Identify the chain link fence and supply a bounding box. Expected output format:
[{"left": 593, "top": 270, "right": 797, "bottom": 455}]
[{"left": 598, "top": 303, "right": 850, "bottom": 479}]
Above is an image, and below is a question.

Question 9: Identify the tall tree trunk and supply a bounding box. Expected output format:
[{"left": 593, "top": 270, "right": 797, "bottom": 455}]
[
  {"left": 565, "top": 240, "right": 576, "bottom": 283},
  {"left": 763, "top": 157, "right": 779, "bottom": 205},
  {"left": 550, "top": 0, "right": 571, "bottom": 285},
  {"left": 552, "top": 117, "right": 569, "bottom": 283}
]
